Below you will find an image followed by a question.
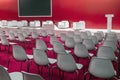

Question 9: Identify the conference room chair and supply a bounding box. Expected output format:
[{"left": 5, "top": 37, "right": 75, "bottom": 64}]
[
  {"left": 67, "top": 31, "right": 74, "bottom": 38},
  {"left": 33, "top": 48, "right": 57, "bottom": 80},
  {"left": 60, "top": 33, "right": 66, "bottom": 42},
  {"left": 94, "top": 32, "right": 103, "bottom": 42},
  {"left": 90, "top": 36, "right": 99, "bottom": 45},
  {"left": 82, "top": 39, "right": 95, "bottom": 50},
  {"left": 73, "top": 34, "right": 82, "bottom": 44},
  {"left": 84, "top": 57, "right": 118, "bottom": 80},
  {"left": 0, "top": 65, "right": 45, "bottom": 80},
  {"left": 51, "top": 53, "right": 83, "bottom": 80},
  {"left": 65, "top": 36, "right": 75, "bottom": 49},
  {"left": 8, "top": 45, "right": 33, "bottom": 71},
  {"left": 80, "top": 32, "right": 89, "bottom": 40}
]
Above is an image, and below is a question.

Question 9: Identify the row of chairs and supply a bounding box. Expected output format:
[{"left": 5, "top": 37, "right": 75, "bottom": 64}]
[{"left": 0, "top": 28, "right": 120, "bottom": 80}]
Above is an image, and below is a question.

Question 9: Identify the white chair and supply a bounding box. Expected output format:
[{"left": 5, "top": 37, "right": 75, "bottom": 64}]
[
  {"left": 17, "top": 33, "right": 31, "bottom": 48},
  {"left": 73, "top": 34, "right": 82, "bottom": 44},
  {"left": 40, "top": 30, "right": 47, "bottom": 37},
  {"left": 36, "top": 39, "right": 48, "bottom": 51},
  {"left": 65, "top": 37, "right": 75, "bottom": 48},
  {"left": 94, "top": 32, "right": 103, "bottom": 42},
  {"left": 97, "top": 31, "right": 104, "bottom": 39},
  {"left": 86, "top": 31, "right": 92, "bottom": 37},
  {"left": 82, "top": 39, "right": 95, "bottom": 50},
  {"left": 0, "top": 36, "right": 16, "bottom": 53},
  {"left": 91, "top": 36, "right": 99, "bottom": 45},
  {"left": 67, "top": 31, "right": 74, "bottom": 38},
  {"left": 60, "top": 33, "right": 66, "bottom": 42},
  {"left": 33, "top": 49, "right": 57, "bottom": 80},
  {"left": 9, "top": 45, "right": 33, "bottom": 71},
  {"left": 80, "top": 32, "right": 89, "bottom": 40},
  {"left": 84, "top": 57, "right": 117, "bottom": 80},
  {"left": 52, "top": 53, "right": 83, "bottom": 80},
  {"left": 50, "top": 36, "right": 58, "bottom": 45},
  {"left": 22, "top": 71, "right": 44, "bottom": 80},
  {"left": 103, "top": 41, "right": 117, "bottom": 52},
  {"left": 53, "top": 41, "right": 68, "bottom": 54},
  {"left": 8, "top": 33, "right": 16, "bottom": 41},
  {"left": 74, "top": 44, "right": 93, "bottom": 58},
  {"left": 31, "top": 32, "right": 39, "bottom": 39},
  {"left": 0, "top": 65, "right": 44, "bottom": 80},
  {"left": 0, "top": 65, "right": 11, "bottom": 80}
]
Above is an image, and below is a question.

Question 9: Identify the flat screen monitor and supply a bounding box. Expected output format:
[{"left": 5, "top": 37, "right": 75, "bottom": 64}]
[{"left": 18, "top": 0, "right": 52, "bottom": 17}]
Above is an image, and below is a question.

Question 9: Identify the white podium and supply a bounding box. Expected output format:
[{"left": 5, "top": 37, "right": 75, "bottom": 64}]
[{"left": 105, "top": 14, "right": 114, "bottom": 32}]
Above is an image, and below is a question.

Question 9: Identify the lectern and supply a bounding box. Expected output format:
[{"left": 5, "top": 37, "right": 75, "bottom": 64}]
[{"left": 105, "top": 14, "right": 114, "bottom": 32}]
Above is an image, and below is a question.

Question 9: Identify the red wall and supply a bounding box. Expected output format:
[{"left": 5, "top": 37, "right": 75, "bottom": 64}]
[{"left": 0, "top": 0, "right": 120, "bottom": 29}]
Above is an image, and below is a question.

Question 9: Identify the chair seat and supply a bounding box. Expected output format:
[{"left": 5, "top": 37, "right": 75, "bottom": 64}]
[
  {"left": 76, "top": 63, "right": 83, "bottom": 70},
  {"left": 89, "top": 53, "right": 94, "bottom": 57},
  {"left": 27, "top": 55, "right": 33, "bottom": 59},
  {"left": 65, "top": 50, "right": 71, "bottom": 53},
  {"left": 9, "top": 72, "right": 23, "bottom": 80},
  {"left": 4, "top": 67, "right": 8, "bottom": 70},
  {"left": 9, "top": 42, "right": 17, "bottom": 45},
  {"left": 47, "top": 48, "right": 53, "bottom": 50},
  {"left": 48, "top": 58, "right": 57, "bottom": 64},
  {"left": 25, "top": 39, "right": 31, "bottom": 41}
]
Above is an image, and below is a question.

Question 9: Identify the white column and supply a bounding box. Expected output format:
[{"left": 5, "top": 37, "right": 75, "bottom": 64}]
[{"left": 105, "top": 14, "right": 114, "bottom": 32}]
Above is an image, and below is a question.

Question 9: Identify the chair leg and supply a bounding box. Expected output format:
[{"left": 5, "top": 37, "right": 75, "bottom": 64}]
[
  {"left": 20, "top": 62, "right": 23, "bottom": 71},
  {"left": 37, "top": 65, "right": 40, "bottom": 74},
  {"left": 48, "top": 65, "right": 51, "bottom": 80},
  {"left": 51, "top": 66, "right": 57, "bottom": 80},
  {"left": 40, "top": 66, "right": 43, "bottom": 74},
  {"left": 7, "top": 58, "right": 10, "bottom": 69},
  {"left": 26, "top": 60, "right": 30, "bottom": 72},
  {"left": 8, "top": 45, "right": 10, "bottom": 54},
  {"left": 76, "top": 70, "right": 79, "bottom": 80},
  {"left": 60, "top": 71, "right": 64, "bottom": 80}
]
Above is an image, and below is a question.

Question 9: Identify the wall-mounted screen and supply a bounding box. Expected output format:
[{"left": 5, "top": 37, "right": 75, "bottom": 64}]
[{"left": 18, "top": 0, "right": 52, "bottom": 17}]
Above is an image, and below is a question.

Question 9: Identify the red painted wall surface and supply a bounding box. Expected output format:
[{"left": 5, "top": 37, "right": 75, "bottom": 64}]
[{"left": 0, "top": 0, "right": 120, "bottom": 29}]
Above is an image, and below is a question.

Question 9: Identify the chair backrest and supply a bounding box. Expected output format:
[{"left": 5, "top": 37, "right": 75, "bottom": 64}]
[
  {"left": 74, "top": 44, "right": 89, "bottom": 58},
  {"left": 9, "top": 33, "right": 16, "bottom": 40},
  {"left": 53, "top": 41, "right": 66, "bottom": 54},
  {"left": 47, "top": 30, "right": 54, "bottom": 36},
  {"left": 22, "top": 31, "right": 28, "bottom": 38},
  {"left": 105, "top": 36, "right": 117, "bottom": 45},
  {"left": 60, "top": 33, "right": 66, "bottom": 42},
  {"left": 36, "top": 39, "right": 47, "bottom": 51},
  {"left": 13, "top": 45, "right": 28, "bottom": 61},
  {"left": 94, "top": 32, "right": 103, "bottom": 41},
  {"left": 33, "top": 49, "right": 49, "bottom": 65},
  {"left": 97, "top": 31, "right": 104, "bottom": 38},
  {"left": 22, "top": 71, "right": 44, "bottom": 80},
  {"left": 67, "top": 31, "right": 74, "bottom": 38},
  {"left": 1, "top": 36, "right": 9, "bottom": 45},
  {"left": 40, "top": 30, "right": 47, "bottom": 37},
  {"left": 73, "top": 34, "right": 82, "bottom": 44},
  {"left": 103, "top": 41, "right": 117, "bottom": 52},
  {"left": 65, "top": 37, "right": 75, "bottom": 48},
  {"left": 50, "top": 36, "right": 58, "bottom": 45},
  {"left": 32, "top": 32, "right": 39, "bottom": 39},
  {"left": 80, "top": 32, "right": 89, "bottom": 40},
  {"left": 57, "top": 53, "right": 77, "bottom": 72},
  {"left": 86, "top": 31, "right": 92, "bottom": 37},
  {"left": 97, "top": 46, "right": 116, "bottom": 61},
  {"left": 89, "top": 57, "right": 115, "bottom": 79},
  {"left": 18, "top": 33, "right": 25, "bottom": 41},
  {"left": 0, "top": 65, "right": 11, "bottom": 80},
  {"left": 82, "top": 39, "right": 95, "bottom": 50},
  {"left": 91, "top": 36, "right": 98, "bottom": 45}
]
